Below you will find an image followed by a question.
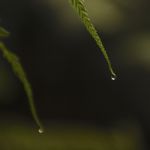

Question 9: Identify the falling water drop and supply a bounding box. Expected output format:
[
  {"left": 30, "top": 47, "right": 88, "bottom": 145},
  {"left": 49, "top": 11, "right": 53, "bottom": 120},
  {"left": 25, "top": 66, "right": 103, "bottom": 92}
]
[
  {"left": 111, "top": 74, "right": 117, "bottom": 81},
  {"left": 38, "top": 128, "right": 44, "bottom": 134}
]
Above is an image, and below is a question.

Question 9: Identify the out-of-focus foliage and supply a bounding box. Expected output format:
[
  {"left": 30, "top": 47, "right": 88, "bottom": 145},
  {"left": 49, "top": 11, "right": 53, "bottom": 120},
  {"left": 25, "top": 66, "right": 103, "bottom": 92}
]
[
  {"left": 0, "top": 27, "right": 10, "bottom": 38},
  {"left": 0, "top": 118, "right": 143, "bottom": 150}
]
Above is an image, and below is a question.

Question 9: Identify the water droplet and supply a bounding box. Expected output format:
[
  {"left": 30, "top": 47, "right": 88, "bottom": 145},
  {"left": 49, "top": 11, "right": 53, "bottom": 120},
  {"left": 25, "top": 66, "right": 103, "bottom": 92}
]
[
  {"left": 111, "top": 76, "right": 115, "bottom": 80},
  {"left": 111, "top": 74, "right": 117, "bottom": 81},
  {"left": 38, "top": 128, "right": 44, "bottom": 134}
]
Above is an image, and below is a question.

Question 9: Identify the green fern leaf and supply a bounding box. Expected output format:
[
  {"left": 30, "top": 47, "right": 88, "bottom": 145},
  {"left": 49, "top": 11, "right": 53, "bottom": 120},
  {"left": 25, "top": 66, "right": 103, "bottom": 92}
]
[
  {"left": 69, "top": 0, "right": 116, "bottom": 78},
  {"left": 0, "top": 42, "right": 43, "bottom": 132}
]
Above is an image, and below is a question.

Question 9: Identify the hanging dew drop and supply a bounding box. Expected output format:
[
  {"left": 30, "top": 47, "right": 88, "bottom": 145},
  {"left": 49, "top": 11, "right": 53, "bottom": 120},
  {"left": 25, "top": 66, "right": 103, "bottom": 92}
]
[
  {"left": 111, "top": 74, "right": 117, "bottom": 81},
  {"left": 38, "top": 128, "right": 44, "bottom": 134},
  {"left": 111, "top": 76, "right": 116, "bottom": 80}
]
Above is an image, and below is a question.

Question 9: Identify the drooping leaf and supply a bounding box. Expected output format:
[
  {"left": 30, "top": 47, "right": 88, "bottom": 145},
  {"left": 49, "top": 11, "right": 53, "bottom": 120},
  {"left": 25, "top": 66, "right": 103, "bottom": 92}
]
[
  {"left": 0, "top": 42, "right": 44, "bottom": 132},
  {"left": 69, "top": 0, "right": 116, "bottom": 78}
]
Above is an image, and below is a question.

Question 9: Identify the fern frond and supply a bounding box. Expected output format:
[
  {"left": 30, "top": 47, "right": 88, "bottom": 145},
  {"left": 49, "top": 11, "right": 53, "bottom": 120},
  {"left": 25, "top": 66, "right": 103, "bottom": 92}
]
[
  {"left": 0, "top": 42, "right": 43, "bottom": 132},
  {"left": 69, "top": 0, "right": 116, "bottom": 78}
]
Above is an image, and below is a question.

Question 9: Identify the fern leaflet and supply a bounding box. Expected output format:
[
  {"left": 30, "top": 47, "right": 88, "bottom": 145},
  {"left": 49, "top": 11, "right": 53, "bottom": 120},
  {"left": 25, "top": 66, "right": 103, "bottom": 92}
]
[
  {"left": 0, "top": 41, "right": 43, "bottom": 132},
  {"left": 69, "top": 0, "right": 116, "bottom": 78}
]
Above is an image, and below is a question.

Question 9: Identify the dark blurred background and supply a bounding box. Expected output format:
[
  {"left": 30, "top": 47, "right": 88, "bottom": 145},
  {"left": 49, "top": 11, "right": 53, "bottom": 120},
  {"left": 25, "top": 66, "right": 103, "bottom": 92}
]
[{"left": 0, "top": 0, "right": 150, "bottom": 149}]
